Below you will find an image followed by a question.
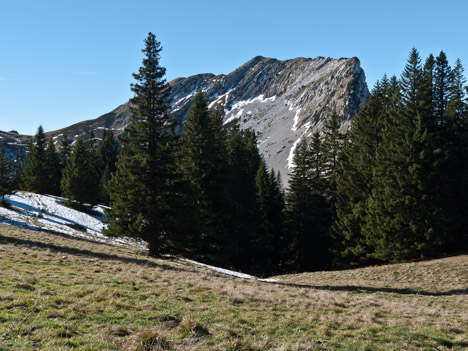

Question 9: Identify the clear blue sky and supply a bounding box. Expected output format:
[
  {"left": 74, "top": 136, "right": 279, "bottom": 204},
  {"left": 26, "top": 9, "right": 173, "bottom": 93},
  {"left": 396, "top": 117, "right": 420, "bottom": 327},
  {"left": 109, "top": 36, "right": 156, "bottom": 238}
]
[{"left": 1, "top": 0, "right": 467, "bottom": 135}]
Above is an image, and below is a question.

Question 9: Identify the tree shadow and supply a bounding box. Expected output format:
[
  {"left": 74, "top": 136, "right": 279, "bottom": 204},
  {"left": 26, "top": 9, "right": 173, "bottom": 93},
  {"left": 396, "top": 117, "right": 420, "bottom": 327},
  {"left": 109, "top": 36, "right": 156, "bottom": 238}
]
[
  {"left": 0, "top": 232, "right": 196, "bottom": 275},
  {"left": 266, "top": 280, "right": 467, "bottom": 297}
]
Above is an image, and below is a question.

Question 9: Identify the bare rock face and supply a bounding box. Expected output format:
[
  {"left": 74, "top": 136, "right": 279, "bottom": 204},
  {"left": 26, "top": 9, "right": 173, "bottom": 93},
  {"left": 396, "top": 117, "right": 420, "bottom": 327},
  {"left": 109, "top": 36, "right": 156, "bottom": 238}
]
[
  {"left": 168, "top": 55, "right": 368, "bottom": 182},
  {"left": 5, "top": 55, "right": 368, "bottom": 183}
]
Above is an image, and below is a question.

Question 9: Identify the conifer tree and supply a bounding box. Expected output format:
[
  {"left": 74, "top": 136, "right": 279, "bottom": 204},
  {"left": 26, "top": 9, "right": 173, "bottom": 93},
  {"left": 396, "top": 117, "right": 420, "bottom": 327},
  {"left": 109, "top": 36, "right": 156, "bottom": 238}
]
[
  {"left": 434, "top": 51, "right": 452, "bottom": 130},
  {"left": 96, "top": 129, "right": 119, "bottom": 205},
  {"left": 11, "top": 149, "right": 24, "bottom": 190},
  {"left": 332, "top": 76, "right": 397, "bottom": 266},
  {"left": 61, "top": 136, "right": 99, "bottom": 206},
  {"left": 443, "top": 59, "right": 468, "bottom": 249},
  {"left": 268, "top": 169, "right": 286, "bottom": 272},
  {"left": 253, "top": 159, "right": 275, "bottom": 274},
  {"left": 20, "top": 126, "right": 48, "bottom": 194},
  {"left": 0, "top": 145, "right": 13, "bottom": 206},
  {"left": 177, "top": 90, "right": 231, "bottom": 263},
  {"left": 284, "top": 137, "right": 330, "bottom": 272},
  {"left": 322, "top": 109, "right": 345, "bottom": 213},
  {"left": 59, "top": 134, "right": 71, "bottom": 170},
  {"left": 364, "top": 49, "right": 441, "bottom": 262},
  {"left": 105, "top": 33, "right": 178, "bottom": 255},
  {"left": 284, "top": 139, "right": 311, "bottom": 271},
  {"left": 44, "top": 138, "right": 61, "bottom": 195},
  {"left": 226, "top": 121, "right": 261, "bottom": 272}
]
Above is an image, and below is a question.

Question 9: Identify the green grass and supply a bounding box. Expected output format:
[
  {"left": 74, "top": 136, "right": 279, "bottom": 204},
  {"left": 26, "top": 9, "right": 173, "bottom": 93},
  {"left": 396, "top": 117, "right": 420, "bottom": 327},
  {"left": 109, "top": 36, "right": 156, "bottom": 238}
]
[{"left": 0, "top": 224, "right": 467, "bottom": 350}]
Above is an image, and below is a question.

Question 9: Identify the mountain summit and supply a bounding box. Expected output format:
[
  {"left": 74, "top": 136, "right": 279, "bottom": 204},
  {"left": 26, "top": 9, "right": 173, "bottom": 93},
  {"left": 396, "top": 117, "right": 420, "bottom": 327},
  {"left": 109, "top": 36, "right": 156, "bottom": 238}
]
[{"left": 6, "top": 56, "right": 368, "bottom": 181}]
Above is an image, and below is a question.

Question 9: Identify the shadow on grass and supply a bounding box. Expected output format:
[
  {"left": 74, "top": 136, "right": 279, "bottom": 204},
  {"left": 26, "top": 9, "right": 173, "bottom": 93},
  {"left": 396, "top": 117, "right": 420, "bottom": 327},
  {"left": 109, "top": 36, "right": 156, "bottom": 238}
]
[
  {"left": 0, "top": 231, "right": 196, "bottom": 275},
  {"left": 266, "top": 280, "right": 468, "bottom": 297}
]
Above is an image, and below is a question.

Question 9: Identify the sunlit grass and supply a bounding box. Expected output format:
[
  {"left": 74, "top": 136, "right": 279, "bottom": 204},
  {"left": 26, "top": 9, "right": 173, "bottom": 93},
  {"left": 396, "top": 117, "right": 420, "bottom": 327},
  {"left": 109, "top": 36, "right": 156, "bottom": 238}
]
[{"left": 0, "top": 224, "right": 467, "bottom": 350}]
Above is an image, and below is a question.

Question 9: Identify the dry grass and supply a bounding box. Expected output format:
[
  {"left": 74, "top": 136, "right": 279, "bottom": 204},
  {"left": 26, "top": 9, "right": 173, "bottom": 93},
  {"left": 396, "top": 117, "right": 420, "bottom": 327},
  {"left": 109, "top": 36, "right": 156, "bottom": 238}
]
[{"left": 0, "top": 224, "right": 467, "bottom": 350}]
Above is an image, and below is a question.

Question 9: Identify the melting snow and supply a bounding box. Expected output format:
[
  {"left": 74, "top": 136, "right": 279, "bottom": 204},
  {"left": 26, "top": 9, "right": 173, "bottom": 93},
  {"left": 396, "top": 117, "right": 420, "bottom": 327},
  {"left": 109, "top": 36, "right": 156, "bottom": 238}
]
[
  {"left": 182, "top": 258, "right": 278, "bottom": 282},
  {"left": 223, "top": 94, "right": 276, "bottom": 125},
  {"left": 0, "top": 192, "right": 143, "bottom": 248},
  {"left": 291, "top": 107, "right": 302, "bottom": 132}
]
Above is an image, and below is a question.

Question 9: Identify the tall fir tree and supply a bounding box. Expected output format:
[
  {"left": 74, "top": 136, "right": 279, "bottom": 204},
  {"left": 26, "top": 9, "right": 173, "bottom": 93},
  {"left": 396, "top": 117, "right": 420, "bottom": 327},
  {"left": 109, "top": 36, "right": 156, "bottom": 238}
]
[
  {"left": 364, "top": 49, "right": 441, "bottom": 262},
  {"left": 253, "top": 159, "right": 275, "bottom": 275},
  {"left": 20, "top": 126, "right": 48, "bottom": 194},
  {"left": 283, "top": 139, "right": 311, "bottom": 271},
  {"left": 60, "top": 136, "right": 99, "bottom": 206},
  {"left": 44, "top": 138, "right": 62, "bottom": 195},
  {"left": 322, "top": 109, "right": 344, "bottom": 205},
  {"left": 284, "top": 136, "right": 330, "bottom": 272},
  {"left": 443, "top": 58, "right": 468, "bottom": 249},
  {"left": 96, "top": 129, "right": 119, "bottom": 205},
  {"left": 226, "top": 121, "right": 261, "bottom": 272},
  {"left": 267, "top": 169, "right": 286, "bottom": 272},
  {"left": 177, "top": 90, "right": 231, "bottom": 264},
  {"left": 59, "top": 134, "right": 71, "bottom": 170},
  {"left": 105, "top": 33, "right": 178, "bottom": 255},
  {"left": 11, "top": 149, "right": 24, "bottom": 190},
  {"left": 434, "top": 51, "right": 452, "bottom": 130},
  {"left": 332, "top": 76, "right": 398, "bottom": 267},
  {"left": 0, "top": 145, "right": 13, "bottom": 206}
]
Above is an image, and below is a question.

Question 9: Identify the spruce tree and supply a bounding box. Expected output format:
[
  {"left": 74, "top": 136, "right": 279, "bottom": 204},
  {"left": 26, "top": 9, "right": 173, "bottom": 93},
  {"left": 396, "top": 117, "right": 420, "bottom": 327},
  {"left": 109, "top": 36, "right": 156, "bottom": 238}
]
[
  {"left": 20, "top": 126, "right": 48, "bottom": 194},
  {"left": 105, "top": 33, "right": 178, "bottom": 256},
  {"left": 61, "top": 136, "right": 99, "bottom": 206},
  {"left": 44, "top": 138, "right": 61, "bottom": 195},
  {"left": 11, "top": 149, "right": 24, "bottom": 190},
  {"left": 96, "top": 129, "right": 119, "bottom": 205},
  {"left": 434, "top": 51, "right": 452, "bottom": 130},
  {"left": 443, "top": 59, "right": 468, "bottom": 249},
  {"left": 284, "top": 137, "right": 330, "bottom": 272},
  {"left": 364, "top": 49, "right": 441, "bottom": 262},
  {"left": 177, "top": 90, "right": 231, "bottom": 264},
  {"left": 322, "top": 108, "right": 345, "bottom": 218},
  {"left": 332, "top": 76, "right": 397, "bottom": 267},
  {"left": 59, "top": 134, "right": 71, "bottom": 170},
  {"left": 226, "top": 121, "right": 261, "bottom": 272},
  {"left": 284, "top": 139, "right": 311, "bottom": 271},
  {"left": 268, "top": 170, "right": 286, "bottom": 272},
  {"left": 253, "top": 159, "right": 275, "bottom": 275},
  {"left": 0, "top": 145, "right": 13, "bottom": 206}
]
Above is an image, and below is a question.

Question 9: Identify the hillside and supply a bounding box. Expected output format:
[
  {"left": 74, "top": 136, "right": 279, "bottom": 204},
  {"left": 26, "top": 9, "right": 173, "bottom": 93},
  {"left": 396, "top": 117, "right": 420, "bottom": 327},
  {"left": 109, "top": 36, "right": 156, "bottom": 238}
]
[{"left": 0, "top": 216, "right": 466, "bottom": 350}]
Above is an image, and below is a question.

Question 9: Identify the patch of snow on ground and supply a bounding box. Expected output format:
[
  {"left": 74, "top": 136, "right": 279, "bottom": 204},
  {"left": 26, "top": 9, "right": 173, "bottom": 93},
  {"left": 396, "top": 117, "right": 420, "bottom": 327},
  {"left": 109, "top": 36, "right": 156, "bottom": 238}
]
[
  {"left": 0, "top": 192, "right": 144, "bottom": 248},
  {"left": 181, "top": 258, "right": 278, "bottom": 282}
]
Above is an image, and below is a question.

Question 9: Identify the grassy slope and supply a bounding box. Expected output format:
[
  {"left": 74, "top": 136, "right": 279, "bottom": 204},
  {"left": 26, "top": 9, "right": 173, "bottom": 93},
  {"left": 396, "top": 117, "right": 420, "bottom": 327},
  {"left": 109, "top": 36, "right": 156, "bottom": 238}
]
[{"left": 0, "top": 224, "right": 467, "bottom": 351}]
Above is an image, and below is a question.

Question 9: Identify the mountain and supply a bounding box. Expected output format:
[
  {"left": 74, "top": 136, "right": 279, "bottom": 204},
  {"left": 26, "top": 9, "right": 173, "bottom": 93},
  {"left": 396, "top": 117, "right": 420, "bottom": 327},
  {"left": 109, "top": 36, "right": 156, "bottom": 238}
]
[
  {"left": 3, "top": 55, "right": 368, "bottom": 182},
  {"left": 0, "top": 130, "right": 30, "bottom": 159}
]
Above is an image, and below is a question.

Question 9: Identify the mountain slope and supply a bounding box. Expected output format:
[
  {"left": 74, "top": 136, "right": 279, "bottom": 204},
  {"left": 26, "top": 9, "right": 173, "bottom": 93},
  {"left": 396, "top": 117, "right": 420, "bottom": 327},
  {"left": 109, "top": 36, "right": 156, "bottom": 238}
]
[{"left": 4, "top": 55, "right": 368, "bottom": 181}]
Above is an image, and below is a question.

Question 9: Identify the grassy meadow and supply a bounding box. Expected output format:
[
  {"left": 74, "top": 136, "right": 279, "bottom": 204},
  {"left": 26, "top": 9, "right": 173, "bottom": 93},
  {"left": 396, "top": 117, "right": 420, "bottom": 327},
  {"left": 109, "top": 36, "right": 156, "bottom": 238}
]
[{"left": 0, "top": 224, "right": 467, "bottom": 350}]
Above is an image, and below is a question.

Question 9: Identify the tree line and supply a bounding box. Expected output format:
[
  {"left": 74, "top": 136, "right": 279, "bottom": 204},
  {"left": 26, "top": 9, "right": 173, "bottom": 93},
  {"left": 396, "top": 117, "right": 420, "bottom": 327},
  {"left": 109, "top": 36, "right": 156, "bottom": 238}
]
[
  {"left": 1, "top": 34, "right": 467, "bottom": 275},
  {"left": 0, "top": 127, "right": 119, "bottom": 208}
]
